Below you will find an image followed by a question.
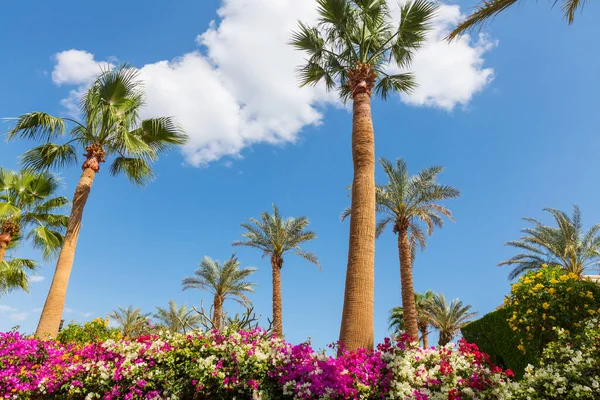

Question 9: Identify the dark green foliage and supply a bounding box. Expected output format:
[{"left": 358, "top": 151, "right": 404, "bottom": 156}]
[{"left": 461, "top": 307, "right": 536, "bottom": 377}]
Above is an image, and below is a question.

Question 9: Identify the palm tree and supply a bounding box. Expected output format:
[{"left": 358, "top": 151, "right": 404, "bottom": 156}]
[
  {"left": 154, "top": 300, "right": 202, "bottom": 334},
  {"left": 292, "top": 0, "right": 438, "bottom": 351},
  {"left": 447, "top": 0, "right": 584, "bottom": 41},
  {"left": 6, "top": 65, "right": 187, "bottom": 338},
  {"left": 423, "top": 293, "right": 476, "bottom": 346},
  {"left": 500, "top": 205, "right": 600, "bottom": 280},
  {"left": 182, "top": 254, "right": 256, "bottom": 330},
  {"left": 109, "top": 306, "right": 151, "bottom": 338},
  {"left": 0, "top": 169, "right": 68, "bottom": 294},
  {"left": 388, "top": 289, "right": 435, "bottom": 347},
  {"left": 344, "top": 158, "right": 459, "bottom": 341},
  {"left": 233, "top": 204, "right": 319, "bottom": 338}
]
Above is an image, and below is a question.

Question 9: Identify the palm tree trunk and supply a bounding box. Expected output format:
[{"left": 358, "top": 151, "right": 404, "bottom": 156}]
[
  {"left": 339, "top": 89, "right": 376, "bottom": 351},
  {"left": 0, "top": 234, "right": 10, "bottom": 264},
  {"left": 212, "top": 295, "right": 223, "bottom": 330},
  {"left": 35, "top": 167, "right": 96, "bottom": 338},
  {"left": 420, "top": 326, "right": 429, "bottom": 348},
  {"left": 438, "top": 332, "right": 451, "bottom": 346},
  {"left": 398, "top": 228, "right": 419, "bottom": 341},
  {"left": 271, "top": 255, "right": 284, "bottom": 338}
]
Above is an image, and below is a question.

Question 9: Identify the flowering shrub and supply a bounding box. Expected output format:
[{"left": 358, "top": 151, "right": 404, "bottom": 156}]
[
  {"left": 0, "top": 329, "right": 515, "bottom": 399},
  {"left": 505, "top": 265, "right": 600, "bottom": 357},
  {"left": 56, "top": 317, "right": 121, "bottom": 344},
  {"left": 513, "top": 319, "right": 600, "bottom": 399},
  {"left": 381, "top": 335, "right": 514, "bottom": 399}
]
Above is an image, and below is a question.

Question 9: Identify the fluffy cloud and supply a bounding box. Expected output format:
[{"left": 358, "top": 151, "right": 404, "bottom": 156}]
[
  {"left": 0, "top": 305, "right": 17, "bottom": 313},
  {"left": 10, "top": 312, "right": 28, "bottom": 321},
  {"left": 29, "top": 275, "right": 45, "bottom": 283},
  {"left": 51, "top": 0, "right": 495, "bottom": 166}
]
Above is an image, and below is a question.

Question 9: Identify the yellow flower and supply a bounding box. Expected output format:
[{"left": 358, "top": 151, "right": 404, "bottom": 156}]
[
  {"left": 559, "top": 275, "right": 569, "bottom": 281},
  {"left": 542, "top": 302, "right": 549, "bottom": 310},
  {"left": 549, "top": 315, "right": 556, "bottom": 320},
  {"left": 523, "top": 277, "right": 532, "bottom": 284},
  {"left": 589, "top": 309, "right": 596, "bottom": 315},
  {"left": 548, "top": 288, "right": 555, "bottom": 295},
  {"left": 512, "top": 326, "right": 518, "bottom": 331},
  {"left": 542, "top": 313, "right": 547, "bottom": 319},
  {"left": 541, "top": 263, "right": 548, "bottom": 268},
  {"left": 568, "top": 272, "right": 579, "bottom": 279},
  {"left": 527, "top": 309, "right": 533, "bottom": 314},
  {"left": 586, "top": 291, "right": 594, "bottom": 299},
  {"left": 550, "top": 278, "right": 559, "bottom": 284}
]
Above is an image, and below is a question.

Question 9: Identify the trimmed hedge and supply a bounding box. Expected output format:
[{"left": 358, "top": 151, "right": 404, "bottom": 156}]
[{"left": 461, "top": 307, "right": 536, "bottom": 377}]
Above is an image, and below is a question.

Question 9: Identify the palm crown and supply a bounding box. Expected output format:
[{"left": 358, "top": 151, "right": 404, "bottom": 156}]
[
  {"left": 109, "top": 306, "right": 151, "bottom": 338},
  {"left": 182, "top": 255, "right": 256, "bottom": 306},
  {"left": 233, "top": 204, "right": 319, "bottom": 267},
  {"left": 0, "top": 168, "right": 69, "bottom": 260},
  {"left": 6, "top": 65, "right": 187, "bottom": 184},
  {"left": 423, "top": 293, "right": 477, "bottom": 346},
  {"left": 291, "top": 0, "right": 438, "bottom": 101},
  {"left": 154, "top": 300, "right": 202, "bottom": 334},
  {"left": 500, "top": 205, "right": 600, "bottom": 280}
]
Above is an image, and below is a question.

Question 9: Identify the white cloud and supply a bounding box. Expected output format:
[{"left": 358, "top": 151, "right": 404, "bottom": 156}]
[
  {"left": 51, "top": 0, "right": 495, "bottom": 165},
  {"left": 0, "top": 305, "right": 17, "bottom": 313},
  {"left": 64, "top": 307, "right": 73, "bottom": 313},
  {"left": 10, "top": 312, "right": 28, "bottom": 321},
  {"left": 31, "top": 307, "right": 43, "bottom": 312},
  {"left": 29, "top": 275, "right": 45, "bottom": 283},
  {"left": 82, "top": 312, "right": 94, "bottom": 318}
]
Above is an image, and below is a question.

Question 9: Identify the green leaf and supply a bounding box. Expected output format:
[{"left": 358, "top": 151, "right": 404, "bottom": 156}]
[
  {"left": 21, "top": 143, "right": 78, "bottom": 171},
  {"left": 109, "top": 157, "right": 155, "bottom": 186}
]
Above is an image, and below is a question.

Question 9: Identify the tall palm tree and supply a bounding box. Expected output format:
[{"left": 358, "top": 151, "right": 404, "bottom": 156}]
[
  {"left": 292, "top": 0, "right": 438, "bottom": 351},
  {"left": 6, "top": 65, "right": 187, "bottom": 338},
  {"left": 423, "top": 293, "right": 476, "bottom": 346},
  {"left": 182, "top": 254, "right": 256, "bottom": 330},
  {"left": 388, "top": 289, "right": 435, "bottom": 347},
  {"left": 500, "top": 205, "right": 600, "bottom": 280},
  {"left": 233, "top": 204, "right": 319, "bottom": 338},
  {"left": 109, "top": 306, "right": 151, "bottom": 338},
  {"left": 447, "top": 0, "right": 584, "bottom": 41},
  {"left": 0, "top": 169, "right": 68, "bottom": 294},
  {"left": 154, "top": 300, "right": 202, "bottom": 334},
  {"left": 344, "top": 158, "right": 459, "bottom": 341}
]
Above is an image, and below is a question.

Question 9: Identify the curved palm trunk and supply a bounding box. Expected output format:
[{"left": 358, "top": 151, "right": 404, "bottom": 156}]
[
  {"left": 35, "top": 167, "right": 96, "bottom": 338},
  {"left": 0, "top": 221, "right": 19, "bottom": 264},
  {"left": 271, "top": 255, "right": 284, "bottom": 338},
  {"left": 0, "top": 235, "right": 10, "bottom": 264},
  {"left": 212, "top": 295, "right": 223, "bottom": 330},
  {"left": 438, "top": 331, "right": 451, "bottom": 346},
  {"left": 339, "top": 88, "right": 376, "bottom": 351},
  {"left": 398, "top": 229, "right": 419, "bottom": 341},
  {"left": 420, "top": 326, "right": 429, "bottom": 348}
]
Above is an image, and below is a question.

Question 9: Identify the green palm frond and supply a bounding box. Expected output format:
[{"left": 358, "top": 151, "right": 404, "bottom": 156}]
[
  {"left": 0, "top": 258, "right": 37, "bottom": 296},
  {"left": 5, "top": 112, "right": 66, "bottom": 141},
  {"left": 21, "top": 144, "right": 78, "bottom": 171},
  {"left": 292, "top": 0, "right": 438, "bottom": 102},
  {"left": 500, "top": 205, "right": 600, "bottom": 279},
  {"left": 424, "top": 293, "right": 476, "bottom": 345},
  {"left": 109, "top": 306, "right": 151, "bottom": 338},
  {"left": 154, "top": 300, "right": 201, "bottom": 334}
]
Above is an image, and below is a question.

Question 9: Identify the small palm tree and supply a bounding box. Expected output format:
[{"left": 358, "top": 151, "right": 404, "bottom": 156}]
[
  {"left": 0, "top": 169, "right": 68, "bottom": 295},
  {"left": 154, "top": 300, "right": 201, "bottom": 334},
  {"left": 292, "top": 0, "right": 438, "bottom": 351},
  {"left": 182, "top": 254, "right": 256, "bottom": 330},
  {"left": 424, "top": 293, "right": 477, "bottom": 346},
  {"left": 447, "top": 0, "right": 584, "bottom": 41},
  {"left": 344, "top": 158, "right": 459, "bottom": 341},
  {"left": 388, "top": 289, "right": 435, "bottom": 347},
  {"left": 6, "top": 65, "right": 187, "bottom": 338},
  {"left": 234, "top": 204, "right": 319, "bottom": 338},
  {"left": 109, "top": 306, "right": 151, "bottom": 338},
  {"left": 500, "top": 206, "right": 600, "bottom": 280}
]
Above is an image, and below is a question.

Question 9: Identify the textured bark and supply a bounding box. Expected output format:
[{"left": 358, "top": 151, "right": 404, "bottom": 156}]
[
  {"left": 35, "top": 167, "right": 96, "bottom": 338},
  {"left": 0, "top": 239, "right": 8, "bottom": 264},
  {"left": 399, "top": 229, "right": 419, "bottom": 341},
  {"left": 420, "top": 326, "right": 429, "bottom": 348},
  {"left": 438, "top": 332, "right": 451, "bottom": 346},
  {"left": 212, "top": 295, "right": 223, "bottom": 330},
  {"left": 339, "top": 89, "right": 376, "bottom": 351},
  {"left": 271, "top": 255, "right": 284, "bottom": 338}
]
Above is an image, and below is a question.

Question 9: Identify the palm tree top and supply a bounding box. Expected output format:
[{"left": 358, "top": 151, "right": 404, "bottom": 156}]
[
  {"left": 233, "top": 204, "right": 320, "bottom": 268},
  {"left": 182, "top": 254, "right": 257, "bottom": 306},
  {"left": 4, "top": 64, "right": 188, "bottom": 186},
  {"left": 500, "top": 205, "right": 600, "bottom": 280},
  {"left": 291, "top": 0, "right": 439, "bottom": 102},
  {"left": 446, "top": 0, "right": 584, "bottom": 41}
]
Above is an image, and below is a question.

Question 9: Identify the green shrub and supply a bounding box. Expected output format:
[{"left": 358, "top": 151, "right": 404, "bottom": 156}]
[
  {"left": 56, "top": 317, "right": 121, "bottom": 344},
  {"left": 506, "top": 266, "right": 600, "bottom": 358},
  {"left": 461, "top": 307, "right": 535, "bottom": 377}
]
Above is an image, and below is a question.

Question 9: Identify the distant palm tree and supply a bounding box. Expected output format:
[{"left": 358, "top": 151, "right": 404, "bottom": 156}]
[
  {"left": 154, "top": 300, "right": 201, "bottom": 334},
  {"left": 234, "top": 204, "right": 319, "bottom": 337},
  {"left": 292, "top": 0, "right": 438, "bottom": 351},
  {"left": 109, "top": 306, "right": 151, "bottom": 338},
  {"left": 182, "top": 254, "right": 256, "bottom": 330},
  {"left": 447, "top": 0, "right": 585, "bottom": 41},
  {"left": 345, "top": 158, "right": 459, "bottom": 341},
  {"left": 6, "top": 65, "right": 187, "bottom": 338},
  {"left": 388, "top": 289, "right": 436, "bottom": 347},
  {"left": 424, "top": 293, "right": 476, "bottom": 346},
  {"left": 500, "top": 206, "right": 600, "bottom": 280},
  {"left": 0, "top": 169, "right": 68, "bottom": 295}
]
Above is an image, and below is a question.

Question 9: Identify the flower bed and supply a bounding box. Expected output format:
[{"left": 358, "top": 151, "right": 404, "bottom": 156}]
[{"left": 0, "top": 329, "right": 514, "bottom": 399}]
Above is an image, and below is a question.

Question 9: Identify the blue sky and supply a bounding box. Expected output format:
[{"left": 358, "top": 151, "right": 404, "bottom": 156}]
[{"left": 1, "top": 0, "right": 599, "bottom": 349}]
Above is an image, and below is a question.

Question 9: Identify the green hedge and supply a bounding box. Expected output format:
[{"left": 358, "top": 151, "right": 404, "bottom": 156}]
[{"left": 461, "top": 307, "right": 537, "bottom": 377}]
